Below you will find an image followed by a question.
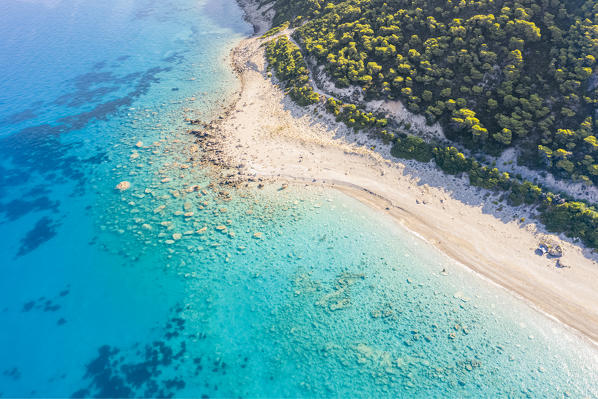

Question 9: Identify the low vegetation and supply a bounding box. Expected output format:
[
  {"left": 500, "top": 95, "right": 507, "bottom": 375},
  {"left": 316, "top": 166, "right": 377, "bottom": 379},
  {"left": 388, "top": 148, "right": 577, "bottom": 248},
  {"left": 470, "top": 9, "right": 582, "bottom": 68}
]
[
  {"left": 265, "top": 36, "right": 320, "bottom": 105},
  {"left": 269, "top": 0, "right": 598, "bottom": 186}
]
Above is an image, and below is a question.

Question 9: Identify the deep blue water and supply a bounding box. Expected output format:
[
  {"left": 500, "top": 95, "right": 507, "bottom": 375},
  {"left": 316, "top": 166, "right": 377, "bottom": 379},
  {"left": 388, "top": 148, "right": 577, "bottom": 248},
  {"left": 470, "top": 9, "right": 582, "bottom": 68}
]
[{"left": 0, "top": 0, "right": 597, "bottom": 397}]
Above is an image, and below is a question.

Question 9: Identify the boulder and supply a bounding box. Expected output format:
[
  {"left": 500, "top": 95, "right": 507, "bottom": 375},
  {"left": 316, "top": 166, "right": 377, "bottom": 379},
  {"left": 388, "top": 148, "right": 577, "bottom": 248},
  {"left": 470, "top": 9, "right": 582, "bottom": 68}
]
[
  {"left": 115, "top": 181, "right": 131, "bottom": 191},
  {"left": 548, "top": 245, "right": 563, "bottom": 258}
]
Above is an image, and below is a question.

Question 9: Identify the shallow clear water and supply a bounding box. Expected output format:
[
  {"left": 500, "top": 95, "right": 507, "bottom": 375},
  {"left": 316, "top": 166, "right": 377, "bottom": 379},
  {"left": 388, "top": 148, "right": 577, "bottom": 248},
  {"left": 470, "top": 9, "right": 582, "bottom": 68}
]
[{"left": 0, "top": 0, "right": 597, "bottom": 397}]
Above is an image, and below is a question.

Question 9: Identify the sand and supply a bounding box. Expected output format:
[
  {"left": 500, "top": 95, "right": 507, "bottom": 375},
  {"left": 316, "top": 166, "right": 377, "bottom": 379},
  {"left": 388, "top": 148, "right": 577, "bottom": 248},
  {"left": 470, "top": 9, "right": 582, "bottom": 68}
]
[{"left": 200, "top": 1, "right": 598, "bottom": 346}]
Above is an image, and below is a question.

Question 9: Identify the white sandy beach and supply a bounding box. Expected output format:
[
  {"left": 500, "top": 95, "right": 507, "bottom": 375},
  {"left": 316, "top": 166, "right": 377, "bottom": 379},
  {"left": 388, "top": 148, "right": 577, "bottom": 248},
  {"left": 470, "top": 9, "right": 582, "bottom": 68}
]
[{"left": 198, "top": 2, "right": 598, "bottom": 345}]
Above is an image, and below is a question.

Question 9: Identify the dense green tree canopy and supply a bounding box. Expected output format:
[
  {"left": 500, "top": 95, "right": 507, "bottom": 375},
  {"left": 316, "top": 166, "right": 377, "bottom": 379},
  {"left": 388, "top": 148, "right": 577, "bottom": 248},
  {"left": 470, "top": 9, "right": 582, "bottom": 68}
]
[
  {"left": 267, "top": 0, "right": 598, "bottom": 184},
  {"left": 261, "top": 0, "right": 598, "bottom": 249}
]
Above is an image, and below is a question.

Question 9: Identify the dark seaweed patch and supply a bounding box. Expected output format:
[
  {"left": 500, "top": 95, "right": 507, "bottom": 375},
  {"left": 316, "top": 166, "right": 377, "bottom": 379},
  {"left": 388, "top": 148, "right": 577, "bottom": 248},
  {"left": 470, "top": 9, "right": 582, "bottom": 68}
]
[
  {"left": 54, "top": 69, "right": 144, "bottom": 109},
  {"left": 2, "top": 109, "right": 37, "bottom": 125},
  {"left": 0, "top": 197, "right": 59, "bottom": 223},
  {"left": 73, "top": 340, "right": 188, "bottom": 398},
  {"left": 2, "top": 367, "right": 21, "bottom": 381},
  {"left": 0, "top": 64, "right": 169, "bottom": 226},
  {"left": 71, "top": 304, "right": 203, "bottom": 398},
  {"left": 16, "top": 216, "right": 60, "bottom": 257},
  {"left": 22, "top": 301, "right": 35, "bottom": 312},
  {"left": 92, "top": 61, "right": 107, "bottom": 70},
  {"left": 43, "top": 299, "right": 61, "bottom": 312},
  {"left": 21, "top": 286, "right": 70, "bottom": 312}
]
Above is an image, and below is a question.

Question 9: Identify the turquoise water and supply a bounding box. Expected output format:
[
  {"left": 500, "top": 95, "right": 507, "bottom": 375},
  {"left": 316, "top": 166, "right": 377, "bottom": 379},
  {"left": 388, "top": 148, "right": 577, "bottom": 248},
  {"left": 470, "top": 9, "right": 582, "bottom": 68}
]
[{"left": 0, "top": 0, "right": 597, "bottom": 397}]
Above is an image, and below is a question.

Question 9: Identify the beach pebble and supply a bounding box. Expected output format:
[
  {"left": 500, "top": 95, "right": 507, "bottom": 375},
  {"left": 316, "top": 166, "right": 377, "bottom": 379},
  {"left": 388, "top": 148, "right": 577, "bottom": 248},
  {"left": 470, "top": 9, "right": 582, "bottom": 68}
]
[
  {"left": 135, "top": 141, "right": 143, "bottom": 148},
  {"left": 115, "top": 181, "right": 131, "bottom": 191},
  {"left": 165, "top": 239, "right": 175, "bottom": 245},
  {"left": 153, "top": 205, "right": 166, "bottom": 213},
  {"left": 141, "top": 224, "right": 152, "bottom": 230},
  {"left": 253, "top": 232, "right": 263, "bottom": 239},
  {"left": 172, "top": 233, "right": 182, "bottom": 240}
]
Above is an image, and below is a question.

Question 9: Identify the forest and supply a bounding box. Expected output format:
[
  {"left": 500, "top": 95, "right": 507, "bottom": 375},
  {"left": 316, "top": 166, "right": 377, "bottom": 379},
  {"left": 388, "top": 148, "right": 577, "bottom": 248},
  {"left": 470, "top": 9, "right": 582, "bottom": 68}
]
[
  {"left": 261, "top": 0, "right": 598, "bottom": 249},
  {"left": 265, "top": 0, "right": 598, "bottom": 185}
]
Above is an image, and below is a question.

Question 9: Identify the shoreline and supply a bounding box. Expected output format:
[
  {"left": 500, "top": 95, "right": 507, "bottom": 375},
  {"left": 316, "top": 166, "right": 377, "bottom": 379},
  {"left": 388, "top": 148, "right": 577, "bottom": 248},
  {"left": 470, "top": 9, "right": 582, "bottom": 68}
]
[{"left": 198, "top": 1, "right": 598, "bottom": 346}]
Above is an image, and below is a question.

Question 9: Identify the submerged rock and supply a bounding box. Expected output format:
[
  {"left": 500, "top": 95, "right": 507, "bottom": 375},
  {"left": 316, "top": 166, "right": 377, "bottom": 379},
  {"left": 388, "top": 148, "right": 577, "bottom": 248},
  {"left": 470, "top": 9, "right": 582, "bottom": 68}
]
[{"left": 115, "top": 181, "right": 131, "bottom": 191}]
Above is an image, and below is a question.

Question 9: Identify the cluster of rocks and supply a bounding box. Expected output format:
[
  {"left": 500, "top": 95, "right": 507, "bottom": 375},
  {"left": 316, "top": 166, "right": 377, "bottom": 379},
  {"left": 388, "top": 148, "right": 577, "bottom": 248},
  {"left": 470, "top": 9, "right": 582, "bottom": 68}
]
[
  {"left": 536, "top": 238, "right": 571, "bottom": 268},
  {"left": 536, "top": 239, "right": 563, "bottom": 258}
]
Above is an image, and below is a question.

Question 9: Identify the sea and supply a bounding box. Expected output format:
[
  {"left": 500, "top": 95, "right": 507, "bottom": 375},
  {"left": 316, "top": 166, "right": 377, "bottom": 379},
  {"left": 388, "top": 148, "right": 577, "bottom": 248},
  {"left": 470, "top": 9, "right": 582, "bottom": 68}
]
[{"left": 0, "top": 0, "right": 597, "bottom": 397}]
